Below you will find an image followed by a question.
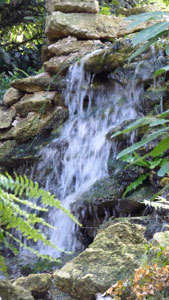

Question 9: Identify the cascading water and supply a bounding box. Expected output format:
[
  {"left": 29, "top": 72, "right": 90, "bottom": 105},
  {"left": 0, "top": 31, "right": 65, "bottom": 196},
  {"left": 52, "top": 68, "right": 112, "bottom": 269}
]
[{"left": 27, "top": 51, "right": 144, "bottom": 256}]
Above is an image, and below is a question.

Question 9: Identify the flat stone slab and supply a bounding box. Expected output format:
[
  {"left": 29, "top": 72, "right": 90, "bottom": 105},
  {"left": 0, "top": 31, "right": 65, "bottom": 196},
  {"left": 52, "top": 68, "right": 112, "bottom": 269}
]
[
  {"left": 43, "top": 37, "right": 103, "bottom": 62},
  {"left": 11, "top": 72, "right": 65, "bottom": 92},
  {"left": 46, "top": 12, "right": 129, "bottom": 41},
  {"left": 46, "top": 0, "right": 99, "bottom": 13},
  {"left": 13, "top": 91, "right": 56, "bottom": 117}
]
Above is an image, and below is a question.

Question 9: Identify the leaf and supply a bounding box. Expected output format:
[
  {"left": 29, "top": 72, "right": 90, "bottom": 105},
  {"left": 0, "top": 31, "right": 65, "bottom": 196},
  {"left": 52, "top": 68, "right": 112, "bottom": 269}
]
[
  {"left": 123, "top": 173, "right": 149, "bottom": 198},
  {"left": 128, "top": 36, "right": 159, "bottom": 62},
  {"left": 126, "top": 11, "right": 169, "bottom": 29},
  {"left": 166, "top": 44, "right": 169, "bottom": 55},
  {"left": 149, "top": 119, "right": 169, "bottom": 126},
  {"left": 116, "top": 126, "right": 169, "bottom": 159},
  {"left": 111, "top": 116, "right": 156, "bottom": 138},
  {"left": 150, "top": 137, "right": 169, "bottom": 157},
  {"left": 132, "top": 22, "right": 169, "bottom": 46},
  {"left": 157, "top": 161, "right": 169, "bottom": 176},
  {"left": 154, "top": 65, "right": 169, "bottom": 77}
]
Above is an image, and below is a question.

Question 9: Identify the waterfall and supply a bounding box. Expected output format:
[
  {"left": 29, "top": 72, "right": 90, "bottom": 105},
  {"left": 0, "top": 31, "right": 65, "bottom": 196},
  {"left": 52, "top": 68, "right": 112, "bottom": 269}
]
[{"left": 27, "top": 52, "right": 144, "bottom": 256}]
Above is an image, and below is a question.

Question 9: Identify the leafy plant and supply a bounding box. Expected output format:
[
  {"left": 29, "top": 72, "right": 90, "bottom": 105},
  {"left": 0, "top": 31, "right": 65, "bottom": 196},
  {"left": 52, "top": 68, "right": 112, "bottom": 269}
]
[
  {"left": 126, "top": 11, "right": 169, "bottom": 64},
  {"left": 112, "top": 110, "right": 169, "bottom": 197},
  {"left": 0, "top": 172, "right": 80, "bottom": 276}
]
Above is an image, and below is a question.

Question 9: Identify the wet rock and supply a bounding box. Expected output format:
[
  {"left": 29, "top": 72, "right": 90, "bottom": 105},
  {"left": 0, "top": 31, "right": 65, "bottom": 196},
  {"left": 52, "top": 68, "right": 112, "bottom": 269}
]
[
  {"left": 43, "top": 40, "right": 106, "bottom": 75},
  {"left": 0, "top": 280, "right": 33, "bottom": 300},
  {"left": 0, "top": 107, "right": 15, "bottom": 129},
  {"left": 3, "top": 87, "right": 24, "bottom": 106},
  {"left": 13, "top": 91, "right": 56, "bottom": 117},
  {"left": 153, "top": 231, "right": 169, "bottom": 248},
  {"left": 45, "top": 12, "right": 130, "bottom": 41},
  {"left": 14, "top": 273, "right": 52, "bottom": 297},
  {"left": 42, "top": 37, "right": 103, "bottom": 62},
  {"left": 139, "top": 88, "right": 169, "bottom": 115},
  {"left": 54, "top": 221, "right": 146, "bottom": 300},
  {"left": 109, "top": 52, "right": 166, "bottom": 87},
  {"left": 46, "top": 0, "right": 99, "bottom": 13},
  {"left": 0, "top": 140, "right": 16, "bottom": 160},
  {"left": 11, "top": 72, "right": 65, "bottom": 93},
  {"left": 72, "top": 168, "right": 152, "bottom": 245},
  {"left": 83, "top": 43, "right": 132, "bottom": 74}
]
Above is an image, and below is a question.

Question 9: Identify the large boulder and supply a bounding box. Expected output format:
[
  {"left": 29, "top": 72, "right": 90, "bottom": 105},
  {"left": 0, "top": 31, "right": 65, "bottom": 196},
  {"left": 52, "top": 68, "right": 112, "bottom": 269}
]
[
  {"left": 54, "top": 221, "right": 146, "bottom": 300},
  {"left": 45, "top": 12, "right": 130, "bottom": 41},
  {"left": 46, "top": 0, "right": 99, "bottom": 13},
  {"left": 0, "top": 280, "right": 33, "bottom": 300}
]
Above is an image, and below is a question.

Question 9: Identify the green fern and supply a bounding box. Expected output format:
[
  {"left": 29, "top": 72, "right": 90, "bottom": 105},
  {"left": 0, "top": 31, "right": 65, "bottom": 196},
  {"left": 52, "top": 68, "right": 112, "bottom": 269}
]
[
  {"left": 122, "top": 173, "right": 149, "bottom": 198},
  {"left": 0, "top": 172, "right": 81, "bottom": 275}
]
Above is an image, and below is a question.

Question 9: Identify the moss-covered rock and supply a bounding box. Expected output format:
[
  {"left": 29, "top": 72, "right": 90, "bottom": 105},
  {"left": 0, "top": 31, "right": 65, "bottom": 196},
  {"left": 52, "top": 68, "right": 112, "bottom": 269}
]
[
  {"left": 83, "top": 42, "right": 132, "bottom": 74},
  {"left": 54, "top": 221, "right": 146, "bottom": 300},
  {"left": 0, "top": 140, "right": 16, "bottom": 159},
  {"left": 0, "top": 280, "right": 33, "bottom": 300},
  {"left": 12, "top": 106, "right": 68, "bottom": 143},
  {"left": 14, "top": 273, "right": 52, "bottom": 297}
]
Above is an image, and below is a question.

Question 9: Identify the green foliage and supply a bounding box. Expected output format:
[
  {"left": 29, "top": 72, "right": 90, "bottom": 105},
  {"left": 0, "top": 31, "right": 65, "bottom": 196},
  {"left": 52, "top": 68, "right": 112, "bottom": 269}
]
[
  {"left": 100, "top": 4, "right": 111, "bottom": 15},
  {"left": 0, "top": 0, "right": 45, "bottom": 73},
  {"left": 0, "top": 0, "right": 45, "bottom": 50},
  {"left": 0, "top": 69, "right": 25, "bottom": 100},
  {"left": 112, "top": 110, "right": 169, "bottom": 197},
  {"left": 126, "top": 11, "right": 169, "bottom": 66},
  {"left": 122, "top": 173, "right": 149, "bottom": 198},
  {"left": 0, "top": 172, "right": 81, "bottom": 275}
]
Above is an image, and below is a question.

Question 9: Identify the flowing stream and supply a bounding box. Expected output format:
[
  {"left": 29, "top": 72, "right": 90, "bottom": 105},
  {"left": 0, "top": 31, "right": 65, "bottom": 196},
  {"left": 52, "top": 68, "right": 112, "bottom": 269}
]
[{"left": 27, "top": 52, "right": 144, "bottom": 256}]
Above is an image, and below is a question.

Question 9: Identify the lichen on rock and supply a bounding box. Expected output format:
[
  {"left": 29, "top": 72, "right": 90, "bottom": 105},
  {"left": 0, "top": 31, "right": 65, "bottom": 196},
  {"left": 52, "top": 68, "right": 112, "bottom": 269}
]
[{"left": 54, "top": 221, "right": 146, "bottom": 300}]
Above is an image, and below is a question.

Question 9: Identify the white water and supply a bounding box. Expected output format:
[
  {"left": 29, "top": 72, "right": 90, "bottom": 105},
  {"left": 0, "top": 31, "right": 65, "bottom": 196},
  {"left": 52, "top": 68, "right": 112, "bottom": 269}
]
[{"left": 28, "top": 52, "right": 144, "bottom": 256}]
